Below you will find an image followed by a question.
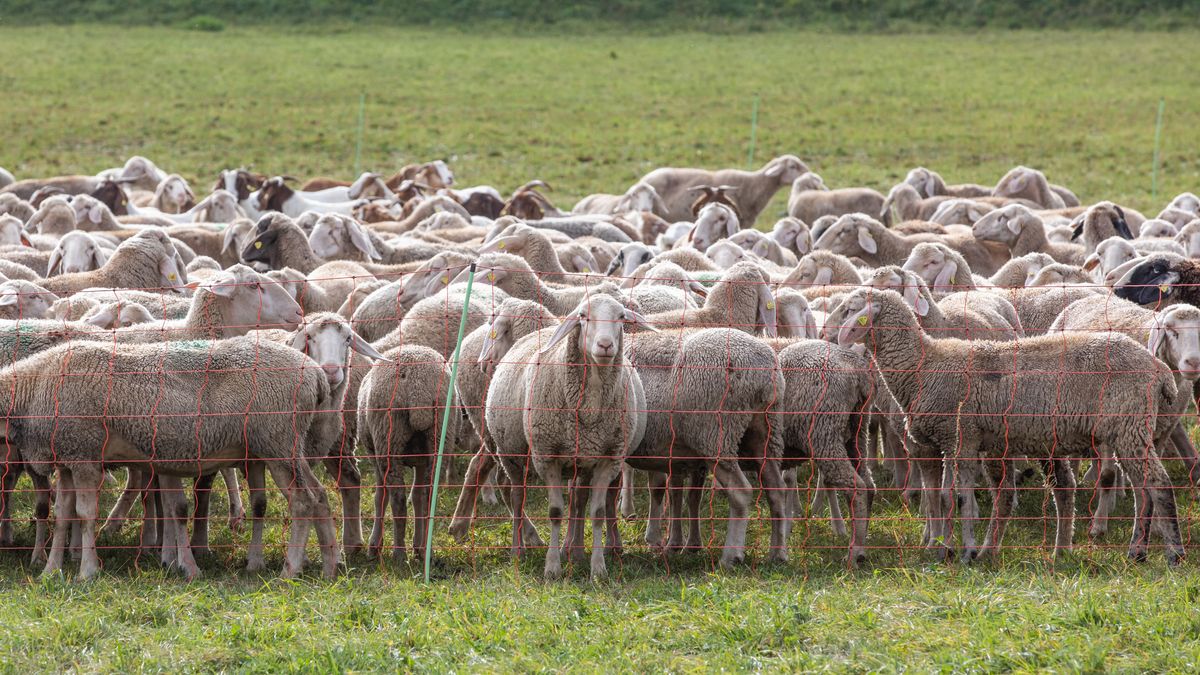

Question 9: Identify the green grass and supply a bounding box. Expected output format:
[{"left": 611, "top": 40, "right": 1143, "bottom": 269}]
[{"left": 4, "top": 25, "right": 1200, "bottom": 670}]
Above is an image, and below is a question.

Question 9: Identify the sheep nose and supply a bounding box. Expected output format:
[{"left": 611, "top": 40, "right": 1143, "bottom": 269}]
[
  {"left": 595, "top": 337, "right": 615, "bottom": 354},
  {"left": 1183, "top": 357, "right": 1200, "bottom": 372},
  {"left": 322, "top": 364, "right": 344, "bottom": 387}
]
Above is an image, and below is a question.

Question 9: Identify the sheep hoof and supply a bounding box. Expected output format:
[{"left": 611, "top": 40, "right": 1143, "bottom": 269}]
[
  {"left": 245, "top": 557, "right": 266, "bottom": 573},
  {"left": 719, "top": 552, "right": 745, "bottom": 569},
  {"left": 1127, "top": 548, "right": 1148, "bottom": 564},
  {"left": 1167, "top": 549, "right": 1185, "bottom": 568},
  {"left": 959, "top": 549, "right": 978, "bottom": 565},
  {"left": 847, "top": 552, "right": 867, "bottom": 569},
  {"left": 447, "top": 520, "right": 470, "bottom": 544},
  {"left": 1088, "top": 524, "right": 1108, "bottom": 540},
  {"left": 544, "top": 562, "right": 563, "bottom": 580},
  {"left": 228, "top": 515, "right": 245, "bottom": 534}
]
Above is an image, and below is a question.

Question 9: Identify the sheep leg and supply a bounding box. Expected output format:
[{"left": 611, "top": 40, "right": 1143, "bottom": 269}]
[
  {"left": 299, "top": 460, "right": 340, "bottom": 579},
  {"left": 604, "top": 472, "right": 623, "bottom": 555},
  {"left": 758, "top": 459, "right": 791, "bottom": 563},
  {"left": 449, "top": 449, "right": 495, "bottom": 543},
  {"left": 684, "top": 467, "right": 706, "bottom": 551},
  {"left": 30, "top": 472, "right": 51, "bottom": 564},
  {"left": 410, "top": 463, "right": 432, "bottom": 564},
  {"left": 954, "top": 458, "right": 982, "bottom": 564},
  {"left": 645, "top": 470, "right": 667, "bottom": 546},
  {"left": 222, "top": 468, "right": 246, "bottom": 533},
  {"left": 68, "top": 505, "right": 83, "bottom": 561},
  {"left": 1044, "top": 459, "right": 1076, "bottom": 557},
  {"left": 71, "top": 465, "right": 104, "bottom": 581},
  {"left": 618, "top": 464, "right": 636, "bottom": 520},
  {"left": 189, "top": 472, "right": 216, "bottom": 557},
  {"left": 1117, "top": 444, "right": 1184, "bottom": 565},
  {"left": 1089, "top": 458, "right": 1119, "bottom": 539},
  {"left": 980, "top": 458, "right": 1015, "bottom": 560},
  {"left": 137, "top": 475, "right": 159, "bottom": 555},
  {"left": 0, "top": 458, "right": 19, "bottom": 548},
  {"left": 782, "top": 466, "right": 799, "bottom": 521},
  {"left": 564, "top": 477, "right": 588, "bottom": 566},
  {"left": 664, "top": 471, "right": 687, "bottom": 552},
  {"left": 1169, "top": 423, "right": 1200, "bottom": 484},
  {"left": 367, "top": 483, "right": 387, "bottom": 558},
  {"left": 324, "top": 456, "right": 363, "bottom": 554},
  {"left": 499, "top": 457, "right": 530, "bottom": 559},
  {"left": 543, "top": 462, "right": 565, "bottom": 579},
  {"left": 159, "top": 475, "right": 200, "bottom": 580},
  {"left": 711, "top": 459, "right": 752, "bottom": 568},
  {"left": 42, "top": 469, "right": 73, "bottom": 578},
  {"left": 265, "top": 462, "right": 315, "bottom": 578},
  {"left": 388, "top": 466, "right": 409, "bottom": 565},
  {"left": 589, "top": 464, "right": 620, "bottom": 579},
  {"left": 101, "top": 469, "right": 142, "bottom": 537},
  {"left": 882, "top": 429, "right": 911, "bottom": 506},
  {"left": 245, "top": 464, "right": 268, "bottom": 573},
  {"left": 813, "top": 471, "right": 848, "bottom": 539},
  {"left": 916, "top": 457, "right": 947, "bottom": 552}
]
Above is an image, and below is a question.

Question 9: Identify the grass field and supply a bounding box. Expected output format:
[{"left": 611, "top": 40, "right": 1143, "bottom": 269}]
[{"left": 3, "top": 25, "right": 1200, "bottom": 671}]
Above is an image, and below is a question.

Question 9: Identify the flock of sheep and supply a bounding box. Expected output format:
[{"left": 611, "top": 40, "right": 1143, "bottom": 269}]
[{"left": 0, "top": 155, "right": 1198, "bottom": 581}]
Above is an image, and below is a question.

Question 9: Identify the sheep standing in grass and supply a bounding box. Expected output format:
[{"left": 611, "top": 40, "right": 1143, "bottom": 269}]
[
  {"left": 486, "top": 295, "right": 649, "bottom": 578},
  {"left": 836, "top": 287, "right": 1184, "bottom": 565}
]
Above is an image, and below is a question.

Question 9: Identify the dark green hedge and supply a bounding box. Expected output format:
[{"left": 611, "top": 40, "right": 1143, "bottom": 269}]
[{"left": 1, "top": 0, "right": 1196, "bottom": 29}]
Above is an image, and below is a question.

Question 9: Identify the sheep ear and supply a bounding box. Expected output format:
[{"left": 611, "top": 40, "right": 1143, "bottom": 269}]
[
  {"left": 915, "top": 295, "right": 930, "bottom": 317},
  {"left": 349, "top": 329, "right": 390, "bottom": 361},
  {"left": 813, "top": 266, "right": 834, "bottom": 286},
  {"left": 725, "top": 214, "right": 739, "bottom": 238},
  {"left": 623, "top": 308, "right": 659, "bottom": 333},
  {"left": 933, "top": 261, "right": 958, "bottom": 291},
  {"left": 95, "top": 245, "right": 111, "bottom": 269},
  {"left": 19, "top": 233, "right": 32, "bottom": 247},
  {"left": 836, "top": 304, "right": 872, "bottom": 348},
  {"left": 758, "top": 284, "right": 778, "bottom": 338},
  {"left": 651, "top": 190, "right": 668, "bottom": 215},
  {"left": 221, "top": 225, "right": 240, "bottom": 253},
  {"left": 688, "top": 279, "right": 708, "bottom": 298},
  {"left": 571, "top": 255, "right": 592, "bottom": 274},
  {"left": 203, "top": 272, "right": 240, "bottom": 298},
  {"left": 478, "top": 322, "right": 500, "bottom": 363},
  {"left": 924, "top": 176, "right": 937, "bottom": 197},
  {"left": 1005, "top": 216, "right": 1022, "bottom": 235},
  {"left": 88, "top": 205, "right": 103, "bottom": 225},
  {"left": 347, "top": 221, "right": 382, "bottom": 260},
  {"left": 1147, "top": 319, "right": 1169, "bottom": 358},
  {"left": 856, "top": 227, "right": 878, "bottom": 255},
  {"left": 1082, "top": 254, "right": 1101, "bottom": 272},
  {"left": 764, "top": 162, "right": 783, "bottom": 178},
  {"left": 901, "top": 283, "right": 926, "bottom": 315},
  {"left": 538, "top": 313, "right": 581, "bottom": 356},
  {"left": 47, "top": 247, "right": 63, "bottom": 276},
  {"left": 478, "top": 235, "right": 519, "bottom": 254},
  {"left": 1010, "top": 174, "right": 1027, "bottom": 191},
  {"left": 0, "top": 294, "right": 18, "bottom": 308}
]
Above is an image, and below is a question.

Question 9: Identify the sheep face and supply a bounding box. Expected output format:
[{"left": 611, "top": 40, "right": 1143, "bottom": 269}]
[
  {"left": 728, "top": 229, "right": 771, "bottom": 258},
  {"left": 204, "top": 265, "right": 305, "bottom": 331},
  {"left": 539, "top": 295, "right": 652, "bottom": 366},
  {"left": 617, "top": 182, "right": 667, "bottom": 215},
  {"left": 0, "top": 282, "right": 54, "bottom": 320},
  {"left": 81, "top": 302, "right": 155, "bottom": 329},
  {"left": 815, "top": 215, "right": 880, "bottom": 258},
  {"left": 929, "top": 199, "right": 992, "bottom": 226},
  {"left": 156, "top": 175, "right": 196, "bottom": 214},
  {"left": 879, "top": 184, "right": 919, "bottom": 225},
  {"left": 242, "top": 213, "right": 298, "bottom": 268},
  {"left": 689, "top": 203, "right": 739, "bottom": 253},
  {"left": 215, "top": 169, "right": 266, "bottom": 202},
  {"left": 862, "top": 267, "right": 931, "bottom": 317},
  {"left": 70, "top": 194, "right": 112, "bottom": 228},
  {"left": 1156, "top": 208, "right": 1196, "bottom": 229},
  {"left": 1174, "top": 221, "right": 1200, "bottom": 259},
  {"left": 831, "top": 288, "right": 906, "bottom": 348},
  {"left": 48, "top": 231, "right": 108, "bottom": 276},
  {"left": 1169, "top": 192, "right": 1200, "bottom": 216},
  {"left": 1072, "top": 203, "right": 1133, "bottom": 243},
  {"left": 705, "top": 240, "right": 749, "bottom": 269},
  {"left": 774, "top": 289, "right": 818, "bottom": 339},
  {"left": 763, "top": 155, "right": 808, "bottom": 183},
  {"left": 902, "top": 243, "right": 961, "bottom": 293},
  {"left": 203, "top": 190, "right": 241, "bottom": 223},
  {"left": 791, "top": 172, "right": 827, "bottom": 193},
  {"left": 289, "top": 314, "right": 387, "bottom": 389},
  {"left": 1139, "top": 219, "right": 1180, "bottom": 240},
  {"left": 1149, "top": 305, "right": 1200, "bottom": 375},
  {"left": 605, "top": 241, "right": 652, "bottom": 278},
  {"left": 423, "top": 161, "right": 455, "bottom": 189},
  {"left": 904, "top": 167, "right": 945, "bottom": 199},
  {"left": 971, "top": 204, "right": 1035, "bottom": 246},
  {"left": 0, "top": 214, "right": 27, "bottom": 247},
  {"left": 409, "top": 252, "right": 474, "bottom": 301},
  {"left": 770, "top": 218, "right": 811, "bottom": 257},
  {"left": 789, "top": 256, "right": 835, "bottom": 287},
  {"left": 115, "top": 156, "right": 166, "bottom": 191},
  {"left": 309, "top": 214, "right": 380, "bottom": 261},
  {"left": 1112, "top": 254, "right": 1186, "bottom": 306}
]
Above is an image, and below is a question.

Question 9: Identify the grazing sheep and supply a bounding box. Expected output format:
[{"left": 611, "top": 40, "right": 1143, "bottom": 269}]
[
  {"left": 903, "top": 167, "right": 992, "bottom": 199},
  {"left": 780, "top": 250, "right": 864, "bottom": 299},
  {"left": 573, "top": 180, "right": 669, "bottom": 217},
  {"left": 479, "top": 223, "right": 600, "bottom": 285},
  {"left": 770, "top": 217, "right": 812, "bottom": 259},
  {"left": 863, "top": 266, "right": 1020, "bottom": 341},
  {"left": 645, "top": 261, "right": 778, "bottom": 337},
  {"left": 928, "top": 199, "right": 995, "bottom": 226},
  {"left": 901, "top": 242, "right": 994, "bottom": 297},
  {"left": 0, "top": 337, "right": 340, "bottom": 580},
  {"left": 879, "top": 184, "right": 950, "bottom": 226},
  {"left": 486, "top": 295, "right": 649, "bottom": 578},
  {"left": 640, "top": 155, "right": 808, "bottom": 224},
  {"left": 993, "top": 166, "right": 1066, "bottom": 209},
  {"left": 787, "top": 172, "right": 885, "bottom": 225},
  {"left": 1070, "top": 202, "right": 1134, "bottom": 254},
  {"left": 835, "top": 287, "right": 1184, "bottom": 565},
  {"left": 23, "top": 196, "right": 78, "bottom": 237},
  {"left": 1, "top": 174, "right": 102, "bottom": 201},
  {"left": 728, "top": 228, "right": 798, "bottom": 267},
  {"left": 459, "top": 252, "right": 619, "bottom": 317},
  {"left": 267, "top": 261, "right": 374, "bottom": 314}
]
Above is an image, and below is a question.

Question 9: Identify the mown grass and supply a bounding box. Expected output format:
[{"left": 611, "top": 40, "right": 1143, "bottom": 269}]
[{"left": 3, "top": 25, "right": 1200, "bottom": 670}]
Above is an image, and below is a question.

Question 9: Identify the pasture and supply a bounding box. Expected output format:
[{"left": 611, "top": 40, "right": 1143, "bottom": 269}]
[{"left": 2, "top": 25, "right": 1200, "bottom": 671}]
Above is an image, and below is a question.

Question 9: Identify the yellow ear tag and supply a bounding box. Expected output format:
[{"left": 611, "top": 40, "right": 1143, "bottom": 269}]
[
  {"left": 1160, "top": 284, "right": 1170, "bottom": 293},
  {"left": 254, "top": 241, "right": 263, "bottom": 249},
  {"left": 949, "top": 276, "right": 956, "bottom": 284},
  {"left": 488, "top": 272, "right": 496, "bottom": 282},
  {"left": 582, "top": 268, "right": 591, "bottom": 273},
  {"left": 766, "top": 301, "right": 775, "bottom": 310},
  {"left": 490, "top": 330, "right": 498, "bottom": 339},
  {"left": 497, "top": 241, "right": 505, "bottom": 249},
  {"left": 441, "top": 275, "right": 449, "bottom": 284},
  {"left": 857, "top": 315, "right": 868, "bottom": 326},
  {"left": 168, "top": 273, "right": 177, "bottom": 281}
]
